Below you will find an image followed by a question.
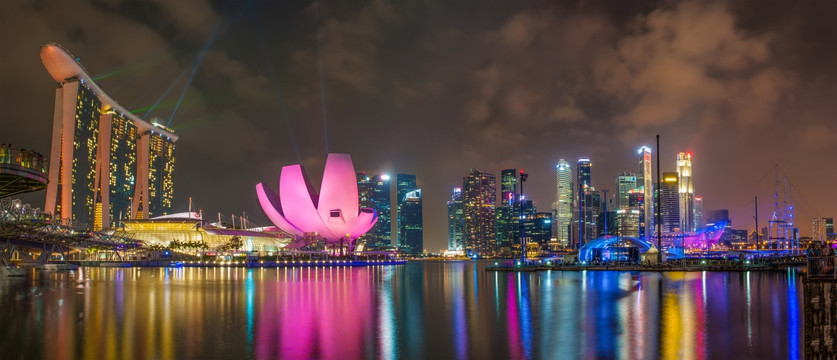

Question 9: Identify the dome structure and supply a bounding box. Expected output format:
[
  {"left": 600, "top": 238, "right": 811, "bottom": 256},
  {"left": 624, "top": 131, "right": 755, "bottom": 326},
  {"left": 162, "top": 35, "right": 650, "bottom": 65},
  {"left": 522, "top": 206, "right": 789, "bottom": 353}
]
[{"left": 579, "top": 235, "right": 655, "bottom": 262}]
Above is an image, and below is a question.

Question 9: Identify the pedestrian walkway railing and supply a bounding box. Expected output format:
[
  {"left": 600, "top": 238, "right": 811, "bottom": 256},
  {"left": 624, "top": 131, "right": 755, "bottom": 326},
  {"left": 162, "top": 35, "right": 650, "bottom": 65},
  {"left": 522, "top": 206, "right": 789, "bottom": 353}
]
[{"left": 807, "top": 256, "right": 837, "bottom": 279}]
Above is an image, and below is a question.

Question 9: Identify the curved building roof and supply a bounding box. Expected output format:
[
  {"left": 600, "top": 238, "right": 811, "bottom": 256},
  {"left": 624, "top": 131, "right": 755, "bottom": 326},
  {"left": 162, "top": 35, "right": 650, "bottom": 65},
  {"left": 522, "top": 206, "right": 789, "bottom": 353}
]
[{"left": 39, "top": 43, "right": 178, "bottom": 141}]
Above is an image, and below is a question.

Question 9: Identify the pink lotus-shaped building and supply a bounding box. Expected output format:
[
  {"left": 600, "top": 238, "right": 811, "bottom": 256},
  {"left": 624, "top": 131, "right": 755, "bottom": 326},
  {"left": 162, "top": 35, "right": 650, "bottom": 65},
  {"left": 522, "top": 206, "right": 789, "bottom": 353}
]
[{"left": 256, "top": 154, "right": 377, "bottom": 249}]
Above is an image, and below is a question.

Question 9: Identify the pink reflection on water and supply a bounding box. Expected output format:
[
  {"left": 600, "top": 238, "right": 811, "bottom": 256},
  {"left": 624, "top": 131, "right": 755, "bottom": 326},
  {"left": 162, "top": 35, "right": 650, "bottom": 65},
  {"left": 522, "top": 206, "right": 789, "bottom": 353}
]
[
  {"left": 255, "top": 267, "right": 375, "bottom": 360},
  {"left": 506, "top": 273, "right": 522, "bottom": 359}
]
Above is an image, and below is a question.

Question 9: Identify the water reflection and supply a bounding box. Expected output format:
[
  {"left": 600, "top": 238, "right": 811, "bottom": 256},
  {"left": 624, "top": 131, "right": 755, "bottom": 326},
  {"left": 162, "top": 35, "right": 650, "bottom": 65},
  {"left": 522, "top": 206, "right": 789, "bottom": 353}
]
[{"left": 0, "top": 262, "right": 802, "bottom": 359}]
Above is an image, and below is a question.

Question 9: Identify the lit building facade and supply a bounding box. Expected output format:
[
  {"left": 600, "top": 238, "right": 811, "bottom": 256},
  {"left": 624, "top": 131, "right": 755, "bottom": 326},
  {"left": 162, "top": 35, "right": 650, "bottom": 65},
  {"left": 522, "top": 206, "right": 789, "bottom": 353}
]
[
  {"left": 447, "top": 187, "right": 464, "bottom": 250},
  {"left": 637, "top": 146, "right": 653, "bottom": 239},
  {"left": 576, "top": 158, "right": 597, "bottom": 246},
  {"left": 524, "top": 212, "right": 552, "bottom": 248},
  {"left": 372, "top": 174, "right": 392, "bottom": 247},
  {"left": 694, "top": 195, "right": 704, "bottom": 230},
  {"left": 813, "top": 218, "right": 832, "bottom": 242},
  {"left": 615, "top": 172, "right": 637, "bottom": 210},
  {"left": 396, "top": 174, "right": 417, "bottom": 245},
  {"left": 553, "top": 159, "right": 573, "bottom": 247},
  {"left": 398, "top": 189, "right": 423, "bottom": 255},
  {"left": 616, "top": 209, "right": 641, "bottom": 237},
  {"left": 496, "top": 169, "right": 519, "bottom": 251},
  {"left": 357, "top": 173, "right": 392, "bottom": 249},
  {"left": 41, "top": 44, "right": 178, "bottom": 230},
  {"left": 462, "top": 169, "right": 496, "bottom": 255},
  {"left": 659, "top": 172, "right": 680, "bottom": 233},
  {"left": 676, "top": 152, "right": 695, "bottom": 232}
]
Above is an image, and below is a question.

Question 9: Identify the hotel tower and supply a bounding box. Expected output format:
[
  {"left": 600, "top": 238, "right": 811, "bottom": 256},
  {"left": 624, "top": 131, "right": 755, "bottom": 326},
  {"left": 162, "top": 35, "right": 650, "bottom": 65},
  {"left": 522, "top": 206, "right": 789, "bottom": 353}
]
[{"left": 40, "top": 43, "right": 178, "bottom": 230}]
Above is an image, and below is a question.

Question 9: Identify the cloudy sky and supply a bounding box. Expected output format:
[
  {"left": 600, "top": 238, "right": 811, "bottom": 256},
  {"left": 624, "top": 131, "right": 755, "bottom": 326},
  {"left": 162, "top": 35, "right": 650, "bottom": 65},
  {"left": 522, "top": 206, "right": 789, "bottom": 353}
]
[{"left": 2, "top": 0, "right": 835, "bottom": 250}]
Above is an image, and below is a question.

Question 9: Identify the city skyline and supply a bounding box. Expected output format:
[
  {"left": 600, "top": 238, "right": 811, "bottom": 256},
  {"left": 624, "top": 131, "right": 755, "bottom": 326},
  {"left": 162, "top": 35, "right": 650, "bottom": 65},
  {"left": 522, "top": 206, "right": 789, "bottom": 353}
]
[{"left": 1, "top": 1, "right": 835, "bottom": 251}]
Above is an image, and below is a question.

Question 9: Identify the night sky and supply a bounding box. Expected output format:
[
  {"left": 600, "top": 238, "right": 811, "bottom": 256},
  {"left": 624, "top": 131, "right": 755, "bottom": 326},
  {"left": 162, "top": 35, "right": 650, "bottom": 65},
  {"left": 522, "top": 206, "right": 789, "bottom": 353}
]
[{"left": 2, "top": 0, "right": 835, "bottom": 251}]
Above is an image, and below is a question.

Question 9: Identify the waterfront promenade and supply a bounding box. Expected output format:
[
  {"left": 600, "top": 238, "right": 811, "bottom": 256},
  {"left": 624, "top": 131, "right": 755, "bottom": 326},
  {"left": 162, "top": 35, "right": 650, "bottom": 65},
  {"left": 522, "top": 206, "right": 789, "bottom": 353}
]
[{"left": 486, "top": 256, "right": 808, "bottom": 273}]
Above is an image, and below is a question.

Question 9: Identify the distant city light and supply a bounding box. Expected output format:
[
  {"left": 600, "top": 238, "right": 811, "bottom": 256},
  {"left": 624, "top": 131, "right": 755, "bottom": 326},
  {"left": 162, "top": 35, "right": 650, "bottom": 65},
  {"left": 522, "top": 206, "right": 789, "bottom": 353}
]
[{"left": 381, "top": 174, "right": 391, "bottom": 181}]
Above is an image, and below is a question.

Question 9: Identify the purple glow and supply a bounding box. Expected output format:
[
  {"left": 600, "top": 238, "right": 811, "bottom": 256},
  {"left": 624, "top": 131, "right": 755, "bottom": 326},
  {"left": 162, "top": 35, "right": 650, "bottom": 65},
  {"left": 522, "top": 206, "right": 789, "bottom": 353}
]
[{"left": 257, "top": 153, "right": 378, "bottom": 244}]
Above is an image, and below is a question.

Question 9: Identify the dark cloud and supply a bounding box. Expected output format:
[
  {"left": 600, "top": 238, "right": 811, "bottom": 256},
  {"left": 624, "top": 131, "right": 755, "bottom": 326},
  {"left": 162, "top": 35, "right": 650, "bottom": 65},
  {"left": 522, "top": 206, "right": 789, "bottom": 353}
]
[{"left": 1, "top": 0, "right": 835, "bottom": 251}]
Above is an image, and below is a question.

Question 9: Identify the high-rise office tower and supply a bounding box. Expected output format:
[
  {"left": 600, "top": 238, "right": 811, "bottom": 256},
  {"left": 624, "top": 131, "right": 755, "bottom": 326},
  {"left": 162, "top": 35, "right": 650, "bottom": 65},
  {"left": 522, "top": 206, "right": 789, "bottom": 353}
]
[
  {"left": 694, "top": 195, "right": 704, "bottom": 230},
  {"left": 615, "top": 172, "right": 637, "bottom": 210},
  {"left": 637, "top": 146, "right": 653, "bottom": 239},
  {"left": 41, "top": 44, "right": 178, "bottom": 230},
  {"left": 576, "top": 158, "right": 597, "bottom": 245},
  {"left": 676, "top": 152, "right": 695, "bottom": 232},
  {"left": 399, "top": 189, "right": 423, "bottom": 255},
  {"left": 447, "top": 187, "right": 464, "bottom": 250},
  {"left": 358, "top": 173, "right": 391, "bottom": 249},
  {"left": 812, "top": 218, "right": 833, "bottom": 242},
  {"left": 500, "top": 169, "right": 518, "bottom": 207},
  {"left": 372, "top": 174, "right": 392, "bottom": 247},
  {"left": 396, "top": 174, "right": 417, "bottom": 244},
  {"left": 615, "top": 209, "right": 641, "bottom": 237},
  {"left": 659, "top": 172, "right": 680, "bottom": 232},
  {"left": 497, "top": 169, "right": 519, "bottom": 250},
  {"left": 553, "top": 159, "right": 573, "bottom": 247},
  {"left": 524, "top": 212, "right": 553, "bottom": 248},
  {"left": 462, "top": 169, "right": 496, "bottom": 255}
]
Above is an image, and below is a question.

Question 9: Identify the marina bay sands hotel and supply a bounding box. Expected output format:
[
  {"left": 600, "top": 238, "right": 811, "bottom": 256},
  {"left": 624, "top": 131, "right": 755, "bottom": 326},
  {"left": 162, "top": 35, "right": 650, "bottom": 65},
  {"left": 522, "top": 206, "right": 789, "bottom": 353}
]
[{"left": 40, "top": 43, "right": 177, "bottom": 230}]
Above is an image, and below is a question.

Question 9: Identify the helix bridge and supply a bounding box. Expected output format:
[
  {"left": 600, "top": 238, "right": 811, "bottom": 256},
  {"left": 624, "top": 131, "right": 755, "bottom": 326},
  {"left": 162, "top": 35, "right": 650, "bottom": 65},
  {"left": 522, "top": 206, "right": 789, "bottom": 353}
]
[{"left": 0, "top": 198, "right": 143, "bottom": 268}]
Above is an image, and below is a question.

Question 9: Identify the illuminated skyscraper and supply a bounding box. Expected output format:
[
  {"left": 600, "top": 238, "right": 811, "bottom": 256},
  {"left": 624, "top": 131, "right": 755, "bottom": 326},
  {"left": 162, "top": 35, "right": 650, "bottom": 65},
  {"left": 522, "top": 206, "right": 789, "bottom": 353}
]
[
  {"left": 812, "top": 218, "right": 832, "bottom": 243},
  {"left": 576, "top": 158, "right": 596, "bottom": 245},
  {"left": 659, "top": 172, "right": 680, "bottom": 232},
  {"left": 447, "top": 187, "right": 464, "bottom": 250},
  {"left": 145, "top": 126, "right": 175, "bottom": 217},
  {"left": 694, "top": 195, "right": 704, "bottom": 230},
  {"left": 524, "top": 212, "right": 553, "bottom": 248},
  {"left": 637, "top": 146, "right": 653, "bottom": 239},
  {"left": 676, "top": 152, "right": 695, "bottom": 232},
  {"left": 496, "top": 169, "right": 519, "bottom": 251},
  {"left": 358, "top": 173, "right": 391, "bottom": 249},
  {"left": 553, "top": 159, "right": 573, "bottom": 247},
  {"left": 615, "top": 172, "right": 637, "bottom": 210},
  {"left": 462, "top": 169, "right": 496, "bottom": 255},
  {"left": 41, "top": 44, "right": 178, "bottom": 230},
  {"left": 396, "top": 173, "right": 417, "bottom": 244},
  {"left": 399, "top": 189, "right": 423, "bottom": 255}
]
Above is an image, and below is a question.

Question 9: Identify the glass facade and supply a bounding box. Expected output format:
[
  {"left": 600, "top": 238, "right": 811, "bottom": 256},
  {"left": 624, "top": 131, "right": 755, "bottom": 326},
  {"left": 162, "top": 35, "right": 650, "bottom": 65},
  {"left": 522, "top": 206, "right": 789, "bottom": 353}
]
[
  {"left": 462, "top": 169, "right": 496, "bottom": 255},
  {"left": 447, "top": 188, "right": 464, "bottom": 250},
  {"left": 576, "top": 158, "right": 597, "bottom": 245},
  {"left": 108, "top": 113, "right": 137, "bottom": 227},
  {"left": 399, "top": 189, "right": 423, "bottom": 255},
  {"left": 676, "top": 152, "right": 695, "bottom": 231},
  {"left": 496, "top": 169, "right": 518, "bottom": 251},
  {"left": 637, "top": 146, "right": 653, "bottom": 239},
  {"left": 659, "top": 172, "right": 680, "bottom": 233},
  {"left": 357, "top": 173, "right": 392, "bottom": 250},
  {"left": 524, "top": 212, "right": 552, "bottom": 248},
  {"left": 554, "top": 159, "right": 573, "bottom": 248},
  {"left": 148, "top": 130, "right": 175, "bottom": 217},
  {"left": 396, "top": 174, "right": 417, "bottom": 246},
  {"left": 70, "top": 81, "right": 101, "bottom": 229}
]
